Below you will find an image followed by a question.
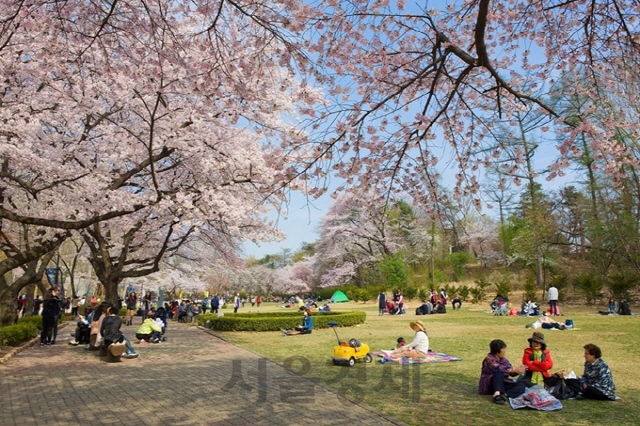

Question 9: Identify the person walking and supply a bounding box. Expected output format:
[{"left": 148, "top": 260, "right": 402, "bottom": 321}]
[
  {"left": 40, "top": 288, "right": 62, "bottom": 346},
  {"left": 377, "top": 291, "right": 386, "bottom": 316},
  {"left": 547, "top": 284, "right": 559, "bottom": 316}
]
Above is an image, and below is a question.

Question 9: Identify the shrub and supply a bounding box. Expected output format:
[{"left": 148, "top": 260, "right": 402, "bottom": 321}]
[
  {"left": 607, "top": 273, "right": 636, "bottom": 302},
  {"left": 350, "top": 288, "right": 367, "bottom": 303},
  {"left": 198, "top": 311, "right": 366, "bottom": 331},
  {"left": 457, "top": 285, "right": 470, "bottom": 302},
  {"left": 417, "top": 288, "right": 428, "bottom": 302},
  {"left": 0, "top": 322, "right": 39, "bottom": 346},
  {"left": 494, "top": 277, "right": 512, "bottom": 299},
  {"left": 403, "top": 286, "right": 418, "bottom": 300},
  {"left": 471, "top": 278, "right": 491, "bottom": 304},
  {"left": 17, "top": 315, "right": 43, "bottom": 330},
  {"left": 444, "top": 283, "right": 457, "bottom": 299},
  {"left": 574, "top": 273, "right": 603, "bottom": 305}
]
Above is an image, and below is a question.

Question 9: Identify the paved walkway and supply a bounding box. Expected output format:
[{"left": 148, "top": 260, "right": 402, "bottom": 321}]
[{"left": 0, "top": 321, "right": 405, "bottom": 426}]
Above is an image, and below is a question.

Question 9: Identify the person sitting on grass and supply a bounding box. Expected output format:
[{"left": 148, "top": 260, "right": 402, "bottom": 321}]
[
  {"left": 136, "top": 316, "right": 164, "bottom": 344},
  {"left": 382, "top": 321, "right": 429, "bottom": 358},
  {"left": 281, "top": 308, "right": 313, "bottom": 335},
  {"left": 567, "top": 343, "right": 617, "bottom": 400},
  {"left": 617, "top": 299, "right": 631, "bottom": 315},
  {"left": 101, "top": 307, "right": 139, "bottom": 359},
  {"left": 479, "top": 339, "right": 528, "bottom": 404},
  {"left": 522, "top": 332, "right": 553, "bottom": 386}
]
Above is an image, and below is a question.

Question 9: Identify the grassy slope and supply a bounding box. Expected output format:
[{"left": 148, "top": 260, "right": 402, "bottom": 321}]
[{"left": 215, "top": 301, "right": 640, "bottom": 425}]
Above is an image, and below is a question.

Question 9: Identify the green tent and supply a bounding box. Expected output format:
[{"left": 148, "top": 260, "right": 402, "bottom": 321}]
[{"left": 330, "top": 290, "right": 349, "bottom": 303}]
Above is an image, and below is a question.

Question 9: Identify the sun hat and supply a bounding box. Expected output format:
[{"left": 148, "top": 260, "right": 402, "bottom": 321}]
[
  {"left": 528, "top": 331, "right": 546, "bottom": 347},
  {"left": 409, "top": 320, "right": 426, "bottom": 332}
]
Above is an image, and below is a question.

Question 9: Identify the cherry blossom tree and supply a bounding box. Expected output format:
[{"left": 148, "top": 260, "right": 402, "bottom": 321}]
[
  {"left": 312, "top": 192, "right": 414, "bottom": 287},
  {"left": 0, "top": 0, "right": 323, "bottom": 306},
  {"left": 290, "top": 0, "right": 640, "bottom": 210},
  {"left": 459, "top": 214, "right": 501, "bottom": 267}
]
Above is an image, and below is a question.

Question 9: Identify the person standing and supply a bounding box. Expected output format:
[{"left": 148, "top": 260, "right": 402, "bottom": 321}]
[
  {"left": 201, "top": 297, "right": 209, "bottom": 314},
  {"left": 256, "top": 296, "right": 261, "bottom": 307},
  {"left": 234, "top": 293, "right": 240, "bottom": 313},
  {"left": 377, "top": 291, "right": 386, "bottom": 316},
  {"left": 125, "top": 292, "right": 137, "bottom": 326},
  {"left": 211, "top": 295, "right": 219, "bottom": 314},
  {"left": 440, "top": 288, "right": 448, "bottom": 306},
  {"left": 397, "top": 291, "right": 405, "bottom": 315},
  {"left": 547, "top": 284, "right": 559, "bottom": 316},
  {"left": 71, "top": 295, "right": 80, "bottom": 318},
  {"left": 40, "top": 288, "right": 61, "bottom": 346},
  {"left": 33, "top": 295, "right": 43, "bottom": 316},
  {"left": 142, "top": 291, "right": 152, "bottom": 322},
  {"left": 430, "top": 290, "right": 438, "bottom": 306}
]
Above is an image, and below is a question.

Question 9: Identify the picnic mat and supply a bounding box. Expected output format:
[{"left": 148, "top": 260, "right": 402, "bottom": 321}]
[{"left": 371, "top": 350, "right": 462, "bottom": 365}]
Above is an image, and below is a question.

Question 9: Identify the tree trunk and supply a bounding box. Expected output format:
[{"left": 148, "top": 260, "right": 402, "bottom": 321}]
[
  {"left": 24, "top": 283, "right": 36, "bottom": 317},
  {"left": 104, "top": 277, "right": 122, "bottom": 306},
  {"left": 0, "top": 287, "right": 19, "bottom": 327}
]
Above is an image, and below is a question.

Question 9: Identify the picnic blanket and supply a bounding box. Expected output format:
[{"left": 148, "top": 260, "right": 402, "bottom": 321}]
[
  {"left": 372, "top": 350, "right": 462, "bottom": 365},
  {"left": 509, "top": 385, "right": 563, "bottom": 411}
]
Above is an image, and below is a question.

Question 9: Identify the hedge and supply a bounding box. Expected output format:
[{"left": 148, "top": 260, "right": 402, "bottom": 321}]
[
  {"left": 0, "top": 321, "right": 39, "bottom": 346},
  {"left": 198, "top": 311, "right": 366, "bottom": 331},
  {"left": 17, "top": 315, "right": 43, "bottom": 330}
]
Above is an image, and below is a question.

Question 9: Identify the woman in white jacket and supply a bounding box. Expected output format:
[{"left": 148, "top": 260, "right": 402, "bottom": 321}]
[{"left": 383, "top": 321, "right": 429, "bottom": 358}]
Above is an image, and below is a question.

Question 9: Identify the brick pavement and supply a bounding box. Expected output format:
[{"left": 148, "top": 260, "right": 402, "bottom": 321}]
[{"left": 0, "top": 321, "right": 407, "bottom": 426}]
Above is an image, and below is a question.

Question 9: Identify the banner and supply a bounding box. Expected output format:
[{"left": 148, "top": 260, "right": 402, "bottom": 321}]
[
  {"left": 204, "top": 290, "right": 209, "bottom": 298},
  {"left": 45, "top": 268, "right": 58, "bottom": 285}
]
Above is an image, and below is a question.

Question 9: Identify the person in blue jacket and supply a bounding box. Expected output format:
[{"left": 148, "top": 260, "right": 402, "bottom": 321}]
[{"left": 281, "top": 308, "right": 313, "bottom": 336}]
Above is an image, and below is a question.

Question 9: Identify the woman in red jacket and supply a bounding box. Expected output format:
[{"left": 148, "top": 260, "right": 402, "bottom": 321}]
[{"left": 522, "top": 332, "right": 553, "bottom": 385}]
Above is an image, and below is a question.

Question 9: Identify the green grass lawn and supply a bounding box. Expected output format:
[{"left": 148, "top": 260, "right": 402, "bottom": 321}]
[{"left": 216, "top": 301, "right": 640, "bottom": 425}]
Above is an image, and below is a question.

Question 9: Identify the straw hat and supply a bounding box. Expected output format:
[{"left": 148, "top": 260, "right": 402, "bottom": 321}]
[{"left": 409, "top": 320, "right": 426, "bottom": 332}]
